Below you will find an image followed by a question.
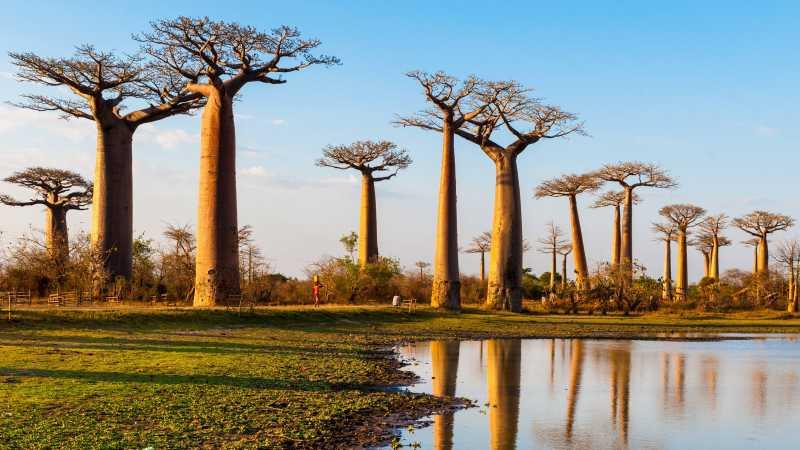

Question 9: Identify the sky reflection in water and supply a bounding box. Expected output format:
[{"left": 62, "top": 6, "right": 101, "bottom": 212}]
[{"left": 392, "top": 337, "right": 800, "bottom": 449}]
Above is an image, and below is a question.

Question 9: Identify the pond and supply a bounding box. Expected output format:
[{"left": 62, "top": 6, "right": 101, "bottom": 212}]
[{"left": 389, "top": 336, "right": 800, "bottom": 449}]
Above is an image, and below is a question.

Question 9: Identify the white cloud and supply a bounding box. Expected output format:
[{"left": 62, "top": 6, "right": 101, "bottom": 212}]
[
  {"left": 755, "top": 125, "right": 778, "bottom": 137},
  {"left": 241, "top": 165, "right": 268, "bottom": 177},
  {"left": 137, "top": 124, "right": 198, "bottom": 150},
  {"left": 271, "top": 119, "right": 287, "bottom": 126},
  {"left": 0, "top": 105, "right": 93, "bottom": 142}
]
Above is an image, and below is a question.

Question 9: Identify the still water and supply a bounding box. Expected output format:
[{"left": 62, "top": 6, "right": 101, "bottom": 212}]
[{"left": 390, "top": 337, "right": 800, "bottom": 449}]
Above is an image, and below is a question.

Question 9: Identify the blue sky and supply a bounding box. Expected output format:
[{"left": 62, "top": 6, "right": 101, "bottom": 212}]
[{"left": 0, "top": 1, "right": 798, "bottom": 278}]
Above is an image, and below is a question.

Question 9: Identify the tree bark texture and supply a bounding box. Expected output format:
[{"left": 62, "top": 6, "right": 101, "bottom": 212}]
[
  {"left": 358, "top": 172, "right": 379, "bottom": 267},
  {"left": 757, "top": 235, "right": 769, "bottom": 274},
  {"left": 431, "top": 122, "right": 461, "bottom": 310},
  {"left": 662, "top": 239, "right": 672, "bottom": 302},
  {"left": 676, "top": 229, "right": 688, "bottom": 301},
  {"left": 568, "top": 194, "right": 590, "bottom": 290},
  {"left": 486, "top": 153, "right": 523, "bottom": 311},
  {"left": 46, "top": 205, "right": 69, "bottom": 268},
  {"left": 620, "top": 187, "right": 634, "bottom": 279},
  {"left": 612, "top": 205, "right": 621, "bottom": 267},
  {"left": 92, "top": 120, "right": 134, "bottom": 280},
  {"left": 710, "top": 236, "right": 720, "bottom": 280},
  {"left": 194, "top": 90, "right": 241, "bottom": 306}
]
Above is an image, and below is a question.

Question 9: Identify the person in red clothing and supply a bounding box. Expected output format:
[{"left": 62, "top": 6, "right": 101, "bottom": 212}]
[{"left": 312, "top": 275, "right": 324, "bottom": 307}]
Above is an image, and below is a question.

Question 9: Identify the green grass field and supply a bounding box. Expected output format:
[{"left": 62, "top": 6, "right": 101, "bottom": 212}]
[{"left": 2, "top": 305, "right": 800, "bottom": 449}]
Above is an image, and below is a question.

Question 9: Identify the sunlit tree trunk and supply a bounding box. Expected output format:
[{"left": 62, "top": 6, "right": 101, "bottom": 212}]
[
  {"left": 757, "top": 235, "right": 769, "bottom": 274},
  {"left": 550, "top": 251, "right": 557, "bottom": 293},
  {"left": 431, "top": 340, "right": 459, "bottom": 450},
  {"left": 710, "top": 236, "right": 720, "bottom": 280},
  {"left": 479, "top": 251, "right": 486, "bottom": 284},
  {"left": 358, "top": 172, "right": 379, "bottom": 266},
  {"left": 701, "top": 252, "right": 710, "bottom": 278},
  {"left": 568, "top": 194, "right": 590, "bottom": 290},
  {"left": 612, "top": 204, "right": 621, "bottom": 267},
  {"left": 92, "top": 120, "right": 134, "bottom": 280},
  {"left": 487, "top": 339, "right": 521, "bottom": 450},
  {"left": 676, "top": 228, "right": 688, "bottom": 301},
  {"left": 752, "top": 244, "right": 759, "bottom": 274},
  {"left": 561, "top": 253, "right": 568, "bottom": 291},
  {"left": 431, "top": 121, "right": 460, "bottom": 310},
  {"left": 486, "top": 153, "right": 523, "bottom": 311},
  {"left": 662, "top": 239, "right": 672, "bottom": 302},
  {"left": 194, "top": 89, "right": 240, "bottom": 306},
  {"left": 620, "top": 186, "right": 634, "bottom": 279}
]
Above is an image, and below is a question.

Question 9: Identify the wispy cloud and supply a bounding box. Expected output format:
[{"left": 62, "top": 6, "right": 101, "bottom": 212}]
[
  {"left": 271, "top": 119, "right": 287, "bottom": 126},
  {"left": 241, "top": 165, "right": 268, "bottom": 177},
  {"left": 138, "top": 125, "right": 198, "bottom": 150},
  {"left": 755, "top": 125, "right": 778, "bottom": 137}
]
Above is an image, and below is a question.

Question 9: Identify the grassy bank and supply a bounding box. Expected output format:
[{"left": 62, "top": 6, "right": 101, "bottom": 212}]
[{"left": 2, "top": 305, "right": 799, "bottom": 449}]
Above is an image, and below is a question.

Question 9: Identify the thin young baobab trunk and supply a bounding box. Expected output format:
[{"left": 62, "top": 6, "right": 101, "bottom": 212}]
[
  {"left": 92, "top": 121, "right": 134, "bottom": 280},
  {"left": 561, "top": 253, "right": 568, "bottom": 291},
  {"left": 676, "top": 229, "right": 688, "bottom": 301},
  {"left": 702, "top": 252, "right": 710, "bottom": 278},
  {"left": 479, "top": 251, "right": 486, "bottom": 284},
  {"left": 568, "top": 194, "right": 590, "bottom": 290},
  {"left": 757, "top": 236, "right": 769, "bottom": 274},
  {"left": 358, "top": 172, "right": 379, "bottom": 266},
  {"left": 710, "top": 236, "right": 720, "bottom": 280},
  {"left": 194, "top": 90, "right": 240, "bottom": 306},
  {"left": 431, "top": 122, "right": 460, "bottom": 309},
  {"left": 46, "top": 205, "right": 69, "bottom": 268},
  {"left": 662, "top": 239, "right": 672, "bottom": 302},
  {"left": 621, "top": 187, "right": 634, "bottom": 277},
  {"left": 550, "top": 251, "right": 557, "bottom": 292},
  {"left": 612, "top": 204, "right": 621, "bottom": 267},
  {"left": 487, "top": 153, "right": 523, "bottom": 311}
]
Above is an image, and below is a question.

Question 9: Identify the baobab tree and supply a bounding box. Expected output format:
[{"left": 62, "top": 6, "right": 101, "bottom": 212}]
[
  {"left": 535, "top": 173, "right": 601, "bottom": 290},
  {"left": 659, "top": 204, "right": 706, "bottom": 301},
  {"left": 8, "top": 45, "right": 201, "bottom": 280},
  {"left": 0, "top": 167, "right": 92, "bottom": 269},
  {"left": 690, "top": 233, "right": 714, "bottom": 279},
  {"left": 465, "top": 231, "right": 492, "bottom": 283},
  {"left": 774, "top": 239, "right": 800, "bottom": 312},
  {"left": 455, "top": 82, "right": 584, "bottom": 311},
  {"left": 537, "top": 222, "right": 567, "bottom": 293},
  {"left": 699, "top": 214, "right": 729, "bottom": 280},
  {"left": 593, "top": 162, "right": 677, "bottom": 279},
  {"left": 396, "top": 71, "right": 498, "bottom": 310},
  {"left": 742, "top": 238, "right": 760, "bottom": 274},
  {"left": 137, "top": 17, "right": 339, "bottom": 306},
  {"left": 557, "top": 243, "right": 572, "bottom": 291},
  {"left": 414, "top": 261, "right": 430, "bottom": 281},
  {"left": 591, "top": 190, "right": 639, "bottom": 267},
  {"left": 733, "top": 211, "right": 795, "bottom": 274},
  {"left": 317, "top": 140, "right": 411, "bottom": 266},
  {"left": 652, "top": 222, "right": 677, "bottom": 302}
]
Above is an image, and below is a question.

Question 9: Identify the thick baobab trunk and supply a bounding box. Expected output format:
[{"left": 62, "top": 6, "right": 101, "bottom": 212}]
[
  {"left": 92, "top": 121, "right": 134, "bottom": 280},
  {"left": 662, "top": 239, "right": 672, "bottom": 302},
  {"left": 710, "top": 236, "right": 720, "bottom": 280},
  {"left": 612, "top": 204, "right": 621, "bottom": 267},
  {"left": 757, "top": 235, "right": 769, "bottom": 274},
  {"left": 431, "top": 123, "right": 460, "bottom": 310},
  {"left": 194, "top": 90, "right": 240, "bottom": 306},
  {"left": 358, "top": 172, "right": 379, "bottom": 266},
  {"left": 620, "top": 187, "right": 634, "bottom": 278},
  {"left": 568, "top": 194, "right": 590, "bottom": 290},
  {"left": 676, "top": 229, "right": 688, "bottom": 301},
  {"left": 46, "top": 205, "right": 69, "bottom": 268},
  {"left": 430, "top": 340, "right": 459, "bottom": 450},
  {"left": 486, "top": 153, "right": 523, "bottom": 311},
  {"left": 487, "top": 339, "right": 521, "bottom": 450},
  {"left": 752, "top": 244, "right": 759, "bottom": 274}
]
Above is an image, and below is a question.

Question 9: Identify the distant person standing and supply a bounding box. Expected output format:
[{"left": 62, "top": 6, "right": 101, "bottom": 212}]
[{"left": 312, "top": 276, "right": 325, "bottom": 307}]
